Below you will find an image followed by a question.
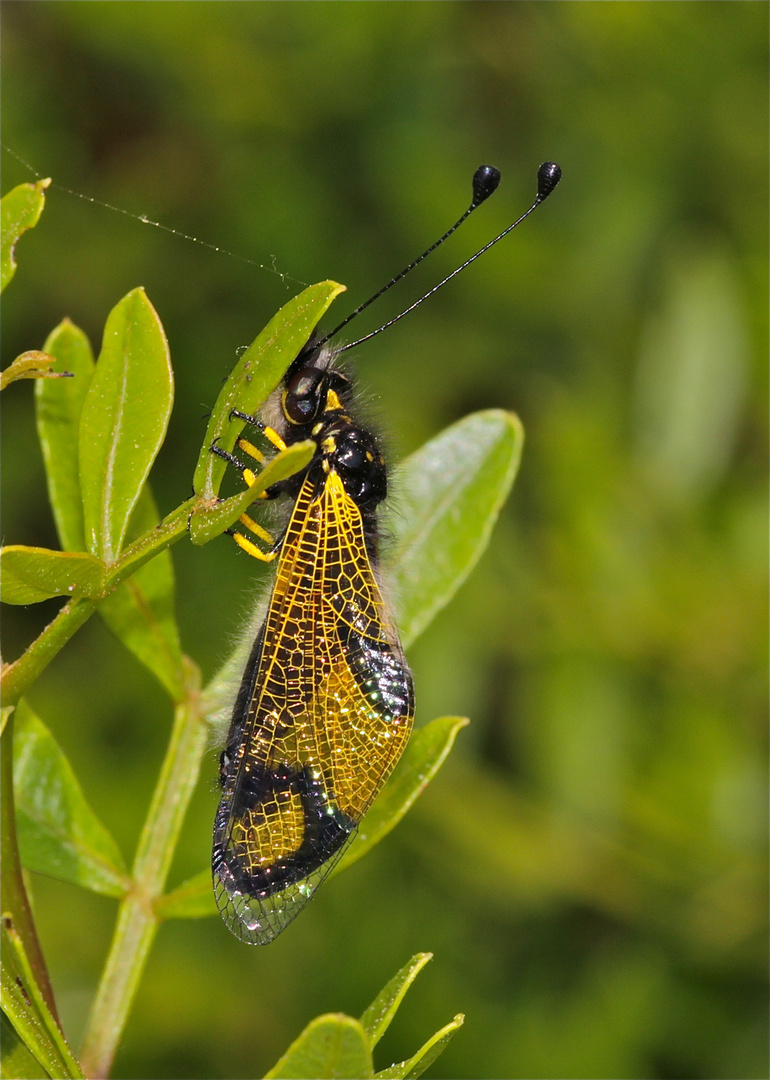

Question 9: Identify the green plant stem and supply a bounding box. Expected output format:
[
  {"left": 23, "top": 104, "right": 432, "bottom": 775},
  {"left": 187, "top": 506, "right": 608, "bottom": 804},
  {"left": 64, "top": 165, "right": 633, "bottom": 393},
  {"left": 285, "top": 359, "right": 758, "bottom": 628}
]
[
  {"left": 0, "top": 714, "right": 59, "bottom": 1022},
  {"left": 1, "top": 597, "right": 96, "bottom": 709},
  {"left": 108, "top": 497, "right": 195, "bottom": 590},
  {"left": 1, "top": 499, "right": 195, "bottom": 709},
  {"left": 79, "top": 658, "right": 206, "bottom": 1080}
]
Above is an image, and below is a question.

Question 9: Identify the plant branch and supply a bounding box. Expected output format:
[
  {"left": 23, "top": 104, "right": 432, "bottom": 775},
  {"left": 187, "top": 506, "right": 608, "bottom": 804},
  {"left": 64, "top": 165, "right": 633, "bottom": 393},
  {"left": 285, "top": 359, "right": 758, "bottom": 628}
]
[
  {"left": 1, "top": 597, "right": 97, "bottom": 709},
  {"left": 108, "top": 498, "right": 195, "bottom": 589},
  {"left": 79, "top": 657, "right": 206, "bottom": 1080},
  {"left": 1, "top": 499, "right": 196, "bottom": 709}
]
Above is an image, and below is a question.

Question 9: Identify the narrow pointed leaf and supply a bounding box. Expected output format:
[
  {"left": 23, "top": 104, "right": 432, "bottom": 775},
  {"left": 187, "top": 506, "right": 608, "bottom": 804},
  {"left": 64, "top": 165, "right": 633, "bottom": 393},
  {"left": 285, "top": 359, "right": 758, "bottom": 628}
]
[
  {"left": 1, "top": 916, "right": 85, "bottom": 1079},
  {"left": 0, "top": 547, "right": 106, "bottom": 605},
  {"left": 264, "top": 1014, "right": 373, "bottom": 1080},
  {"left": 189, "top": 439, "right": 315, "bottom": 545},
  {"left": 1, "top": 1009, "right": 50, "bottom": 1079},
  {"left": 385, "top": 410, "right": 523, "bottom": 647},
  {"left": 1, "top": 351, "right": 71, "bottom": 391},
  {"left": 360, "top": 954, "right": 433, "bottom": 1048},
  {"left": 1, "top": 712, "right": 58, "bottom": 1034},
  {"left": 13, "top": 703, "right": 129, "bottom": 897},
  {"left": 332, "top": 716, "right": 469, "bottom": 878},
  {"left": 375, "top": 1015, "right": 464, "bottom": 1080},
  {"left": 193, "top": 280, "right": 345, "bottom": 498},
  {"left": 79, "top": 287, "right": 173, "bottom": 563},
  {"left": 36, "top": 319, "right": 95, "bottom": 552},
  {"left": 1, "top": 178, "right": 50, "bottom": 292},
  {"left": 99, "top": 488, "right": 184, "bottom": 700}
]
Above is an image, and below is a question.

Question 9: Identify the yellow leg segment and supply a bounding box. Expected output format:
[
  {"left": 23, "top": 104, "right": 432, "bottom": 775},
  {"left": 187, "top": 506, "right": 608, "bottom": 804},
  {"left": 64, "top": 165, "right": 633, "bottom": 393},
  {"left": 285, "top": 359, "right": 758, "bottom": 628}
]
[
  {"left": 236, "top": 437, "right": 266, "bottom": 464},
  {"left": 242, "top": 466, "right": 269, "bottom": 497},
  {"left": 217, "top": 419, "right": 290, "bottom": 559},
  {"left": 262, "top": 426, "right": 287, "bottom": 452},
  {"left": 232, "top": 531, "right": 278, "bottom": 562},
  {"left": 239, "top": 513, "right": 274, "bottom": 545}
]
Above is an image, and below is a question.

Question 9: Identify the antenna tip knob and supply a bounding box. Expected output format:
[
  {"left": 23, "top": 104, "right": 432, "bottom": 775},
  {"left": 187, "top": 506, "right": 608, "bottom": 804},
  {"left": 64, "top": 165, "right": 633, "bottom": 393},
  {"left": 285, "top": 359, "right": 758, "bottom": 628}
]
[
  {"left": 537, "top": 162, "right": 562, "bottom": 201},
  {"left": 471, "top": 165, "right": 501, "bottom": 207}
]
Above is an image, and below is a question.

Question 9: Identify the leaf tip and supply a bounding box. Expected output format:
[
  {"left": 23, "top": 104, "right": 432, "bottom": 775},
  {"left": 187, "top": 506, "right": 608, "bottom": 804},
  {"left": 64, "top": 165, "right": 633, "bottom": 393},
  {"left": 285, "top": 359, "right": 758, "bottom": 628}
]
[{"left": 324, "top": 280, "right": 347, "bottom": 301}]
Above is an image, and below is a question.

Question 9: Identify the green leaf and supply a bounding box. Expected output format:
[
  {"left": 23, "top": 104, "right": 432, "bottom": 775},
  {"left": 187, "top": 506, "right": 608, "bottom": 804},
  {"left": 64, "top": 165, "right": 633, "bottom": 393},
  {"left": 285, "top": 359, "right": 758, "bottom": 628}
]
[
  {"left": 79, "top": 287, "right": 173, "bottom": 563},
  {"left": 385, "top": 409, "right": 524, "bottom": 648},
  {"left": 1, "top": 1009, "right": 50, "bottom": 1079},
  {"left": 193, "top": 280, "right": 345, "bottom": 498},
  {"left": 360, "top": 954, "right": 433, "bottom": 1048},
  {"left": 157, "top": 716, "right": 468, "bottom": 920},
  {"left": 263, "top": 956, "right": 460, "bottom": 1080},
  {"left": 0, "top": 547, "right": 106, "bottom": 605},
  {"left": 99, "top": 488, "right": 184, "bottom": 700},
  {"left": 264, "top": 1014, "right": 373, "bottom": 1080},
  {"left": 363, "top": 956, "right": 463, "bottom": 1079},
  {"left": 375, "top": 1015, "right": 464, "bottom": 1080},
  {"left": 13, "top": 703, "right": 129, "bottom": 897},
  {"left": 1, "top": 712, "right": 58, "bottom": 1047},
  {"left": 332, "top": 716, "right": 469, "bottom": 878},
  {"left": 189, "top": 439, "right": 315, "bottom": 546},
  {"left": 1, "top": 916, "right": 85, "bottom": 1079},
  {"left": 1, "top": 351, "right": 73, "bottom": 392},
  {"left": 36, "top": 320, "right": 95, "bottom": 552},
  {"left": 1, "top": 178, "right": 50, "bottom": 292}
]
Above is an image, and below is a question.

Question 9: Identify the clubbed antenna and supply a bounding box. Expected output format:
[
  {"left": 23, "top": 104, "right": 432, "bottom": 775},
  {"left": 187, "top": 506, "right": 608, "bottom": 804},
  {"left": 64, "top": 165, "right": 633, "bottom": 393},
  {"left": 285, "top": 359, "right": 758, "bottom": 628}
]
[
  {"left": 336, "top": 162, "right": 562, "bottom": 353},
  {"left": 317, "top": 165, "right": 502, "bottom": 347}
]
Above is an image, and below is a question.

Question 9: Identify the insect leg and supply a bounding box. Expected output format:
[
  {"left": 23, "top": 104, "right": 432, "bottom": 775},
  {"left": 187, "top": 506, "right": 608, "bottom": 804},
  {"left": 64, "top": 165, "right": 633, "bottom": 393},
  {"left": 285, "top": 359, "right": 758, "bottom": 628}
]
[
  {"left": 208, "top": 436, "right": 265, "bottom": 492},
  {"left": 235, "top": 437, "right": 266, "bottom": 464},
  {"left": 227, "top": 528, "right": 279, "bottom": 562},
  {"left": 210, "top": 437, "right": 279, "bottom": 558},
  {"left": 226, "top": 519, "right": 286, "bottom": 562},
  {"left": 210, "top": 439, "right": 247, "bottom": 472},
  {"left": 230, "top": 408, "right": 287, "bottom": 452},
  {"left": 237, "top": 513, "right": 274, "bottom": 545}
]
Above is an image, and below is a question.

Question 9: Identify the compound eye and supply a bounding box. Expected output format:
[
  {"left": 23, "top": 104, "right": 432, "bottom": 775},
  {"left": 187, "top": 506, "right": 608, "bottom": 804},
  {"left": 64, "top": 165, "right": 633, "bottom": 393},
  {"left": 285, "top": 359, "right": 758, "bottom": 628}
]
[{"left": 284, "top": 367, "right": 323, "bottom": 424}]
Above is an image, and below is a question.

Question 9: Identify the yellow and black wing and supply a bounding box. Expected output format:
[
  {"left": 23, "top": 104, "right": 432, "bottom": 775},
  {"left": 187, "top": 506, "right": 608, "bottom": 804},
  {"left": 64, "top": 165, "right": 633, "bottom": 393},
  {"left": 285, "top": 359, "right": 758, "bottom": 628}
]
[{"left": 213, "top": 469, "right": 414, "bottom": 944}]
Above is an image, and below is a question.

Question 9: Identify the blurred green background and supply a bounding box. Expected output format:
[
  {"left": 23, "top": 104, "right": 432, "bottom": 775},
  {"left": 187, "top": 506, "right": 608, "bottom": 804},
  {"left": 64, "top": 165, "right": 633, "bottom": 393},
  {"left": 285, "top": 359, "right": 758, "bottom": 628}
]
[{"left": 2, "top": 3, "right": 767, "bottom": 1078}]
